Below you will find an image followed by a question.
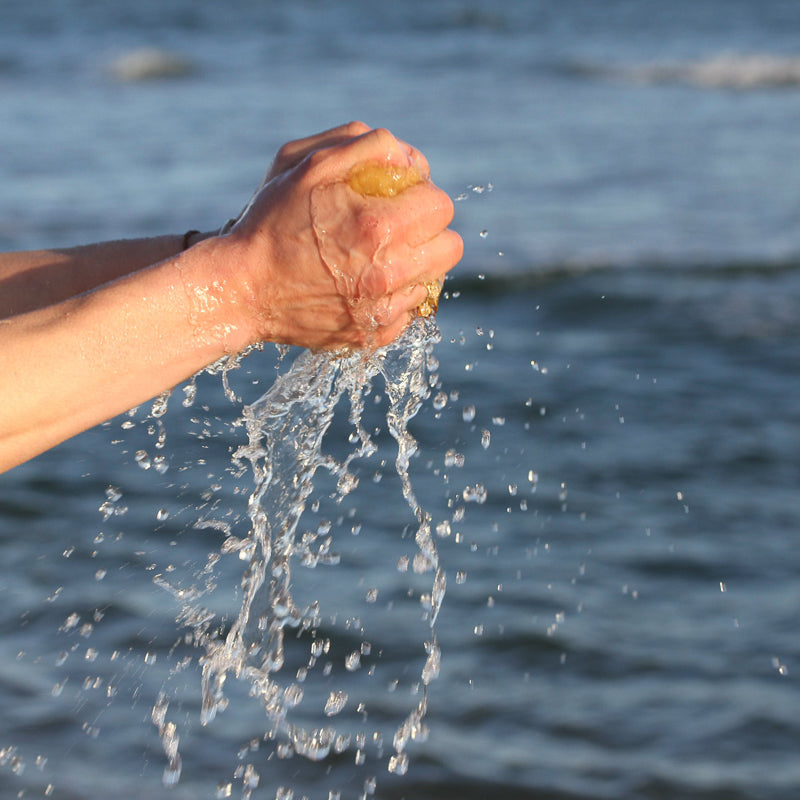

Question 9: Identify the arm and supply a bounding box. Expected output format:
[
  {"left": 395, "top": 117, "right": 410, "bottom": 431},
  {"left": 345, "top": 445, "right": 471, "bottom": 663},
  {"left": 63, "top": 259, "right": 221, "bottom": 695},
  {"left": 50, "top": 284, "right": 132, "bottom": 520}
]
[
  {"left": 0, "top": 234, "right": 214, "bottom": 317},
  {"left": 0, "top": 122, "right": 463, "bottom": 473}
]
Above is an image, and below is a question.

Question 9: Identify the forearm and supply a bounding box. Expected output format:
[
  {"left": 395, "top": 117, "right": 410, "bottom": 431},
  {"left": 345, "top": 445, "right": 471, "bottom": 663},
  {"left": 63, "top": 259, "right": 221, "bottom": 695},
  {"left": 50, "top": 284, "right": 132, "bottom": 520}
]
[
  {"left": 0, "top": 232, "right": 212, "bottom": 318},
  {"left": 0, "top": 236, "right": 251, "bottom": 472}
]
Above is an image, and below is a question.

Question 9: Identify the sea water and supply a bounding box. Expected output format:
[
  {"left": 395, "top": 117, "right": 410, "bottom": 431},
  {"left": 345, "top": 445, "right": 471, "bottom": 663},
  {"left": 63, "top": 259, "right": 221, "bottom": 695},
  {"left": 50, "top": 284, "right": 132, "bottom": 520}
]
[{"left": 4, "top": 0, "right": 800, "bottom": 798}]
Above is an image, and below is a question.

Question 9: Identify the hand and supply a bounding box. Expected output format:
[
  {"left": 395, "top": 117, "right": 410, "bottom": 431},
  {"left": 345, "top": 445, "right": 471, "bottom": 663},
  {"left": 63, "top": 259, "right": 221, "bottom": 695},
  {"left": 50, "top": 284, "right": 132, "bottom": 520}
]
[{"left": 226, "top": 124, "right": 463, "bottom": 351}]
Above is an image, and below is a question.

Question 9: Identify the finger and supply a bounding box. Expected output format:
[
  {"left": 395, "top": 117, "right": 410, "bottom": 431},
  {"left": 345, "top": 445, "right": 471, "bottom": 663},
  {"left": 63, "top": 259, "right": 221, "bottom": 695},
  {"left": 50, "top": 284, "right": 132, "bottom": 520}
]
[
  {"left": 267, "top": 121, "right": 373, "bottom": 180},
  {"left": 384, "top": 181, "right": 456, "bottom": 249},
  {"left": 384, "top": 227, "right": 464, "bottom": 289},
  {"left": 389, "top": 282, "right": 430, "bottom": 319},
  {"left": 303, "top": 127, "right": 425, "bottom": 185}
]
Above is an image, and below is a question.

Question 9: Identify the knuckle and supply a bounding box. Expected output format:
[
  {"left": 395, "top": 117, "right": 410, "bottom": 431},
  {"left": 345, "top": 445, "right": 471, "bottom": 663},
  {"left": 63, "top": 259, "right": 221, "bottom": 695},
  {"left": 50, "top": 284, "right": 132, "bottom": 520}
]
[
  {"left": 345, "top": 120, "right": 370, "bottom": 136},
  {"left": 368, "top": 127, "right": 399, "bottom": 154}
]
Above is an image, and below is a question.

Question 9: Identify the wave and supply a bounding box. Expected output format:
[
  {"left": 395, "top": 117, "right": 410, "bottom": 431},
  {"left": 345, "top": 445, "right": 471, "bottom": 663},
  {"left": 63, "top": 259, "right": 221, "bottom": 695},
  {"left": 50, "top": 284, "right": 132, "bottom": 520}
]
[
  {"left": 574, "top": 53, "right": 800, "bottom": 90},
  {"left": 449, "top": 253, "right": 800, "bottom": 295},
  {"left": 108, "top": 47, "right": 198, "bottom": 82}
]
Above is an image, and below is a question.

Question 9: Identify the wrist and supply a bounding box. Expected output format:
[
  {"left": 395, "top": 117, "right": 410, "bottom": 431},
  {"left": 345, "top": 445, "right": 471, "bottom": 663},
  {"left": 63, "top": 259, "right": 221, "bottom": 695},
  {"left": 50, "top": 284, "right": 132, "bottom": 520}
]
[{"left": 179, "top": 233, "right": 265, "bottom": 356}]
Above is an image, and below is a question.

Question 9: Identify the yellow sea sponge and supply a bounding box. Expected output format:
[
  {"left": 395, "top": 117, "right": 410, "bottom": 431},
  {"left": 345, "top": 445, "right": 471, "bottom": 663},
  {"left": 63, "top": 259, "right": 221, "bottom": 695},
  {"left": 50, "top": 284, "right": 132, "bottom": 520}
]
[
  {"left": 416, "top": 281, "right": 441, "bottom": 318},
  {"left": 347, "top": 161, "right": 440, "bottom": 318},
  {"left": 347, "top": 162, "right": 425, "bottom": 198}
]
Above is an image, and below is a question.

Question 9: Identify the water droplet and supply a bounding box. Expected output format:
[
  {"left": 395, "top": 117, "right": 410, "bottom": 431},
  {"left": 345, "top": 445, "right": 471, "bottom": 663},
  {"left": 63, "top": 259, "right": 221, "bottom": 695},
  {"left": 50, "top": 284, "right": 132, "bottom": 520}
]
[
  {"left": 163, "top": 755, "right": 182, "bottom": 787},
  {"left": 444, "top": 449, "right": 464, "bottom": 468},
  {"left": 150, "top": 390, "right": 171, "bottom": 418},
  {"left": 345, "top": 651, "right": 361, "bottom": 672},
  {"left": 463, "top": 484, "right": 487, "bottom": 504},
  {"left": 479, "top": 229, "right": 488, "bottom": 238},
  {"left": 422, "top": 641, "right": 440, "bottom": 685},
  {"left": 324, "top": 690, "right": 348, "bottom": 716},
  {"left": 156, "top": 508, "right": 169, "bottom": 521},
  {"left": 480, "top": 429, "right": 491, "bottom": 449},
  {"left": 388, "top": 752, "right": 408, "bottom": 775},
  {"left": 432, "top": 391, "right": 447, "bottom": 410},
  {"left": 365, "top": 587, "right": 378, "bottom": 603},
  {"left": 462, "top": 404, "right": 476, "bottom": 422},
  {"left": 182, "top": 381, "right": 197, "bottom": 407},
  {"left": 61, "top": 612, "right": 80, "bottom": 632},
  {"left": 134, "top": 450, "right": 152, "bottom": 470}
]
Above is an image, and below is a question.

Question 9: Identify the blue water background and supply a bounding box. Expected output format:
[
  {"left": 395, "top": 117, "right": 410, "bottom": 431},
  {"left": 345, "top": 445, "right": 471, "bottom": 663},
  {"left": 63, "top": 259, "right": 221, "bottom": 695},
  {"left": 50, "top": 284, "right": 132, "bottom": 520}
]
[{"left": 2, "top": 1, "right": 800, "bottom": 798}]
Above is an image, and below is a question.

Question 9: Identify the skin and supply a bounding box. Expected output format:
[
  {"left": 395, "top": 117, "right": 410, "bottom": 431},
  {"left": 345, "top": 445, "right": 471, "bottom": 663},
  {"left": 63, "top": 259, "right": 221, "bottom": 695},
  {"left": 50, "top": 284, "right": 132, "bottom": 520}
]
[{"left": 0, "top": 122, "right": 463, "bottom": 473}]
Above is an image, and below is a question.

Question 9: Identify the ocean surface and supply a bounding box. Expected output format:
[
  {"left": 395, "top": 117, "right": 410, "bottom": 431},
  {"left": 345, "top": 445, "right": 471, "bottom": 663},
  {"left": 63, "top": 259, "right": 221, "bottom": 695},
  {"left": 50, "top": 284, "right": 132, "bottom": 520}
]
[{"left": 2, "top": 1, "right": 800, "bottom": 798}]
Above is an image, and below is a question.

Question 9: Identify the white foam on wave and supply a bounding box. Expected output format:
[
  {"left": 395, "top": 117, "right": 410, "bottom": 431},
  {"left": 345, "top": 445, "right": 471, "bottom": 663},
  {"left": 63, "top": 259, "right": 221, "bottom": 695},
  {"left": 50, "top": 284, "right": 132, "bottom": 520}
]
[
  {"left": 109, "top": 48, "right": 197, "bottom": 82},
  {"left": 625, "top": 53, "right": 800, "bottom": 89}
]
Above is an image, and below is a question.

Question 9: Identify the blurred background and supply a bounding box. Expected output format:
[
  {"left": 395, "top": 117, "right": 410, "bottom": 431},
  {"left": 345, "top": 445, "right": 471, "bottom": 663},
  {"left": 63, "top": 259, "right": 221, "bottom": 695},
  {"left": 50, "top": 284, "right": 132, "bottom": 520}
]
[{"left": 2, "top": 1, "right": 800, "bottom": 798}]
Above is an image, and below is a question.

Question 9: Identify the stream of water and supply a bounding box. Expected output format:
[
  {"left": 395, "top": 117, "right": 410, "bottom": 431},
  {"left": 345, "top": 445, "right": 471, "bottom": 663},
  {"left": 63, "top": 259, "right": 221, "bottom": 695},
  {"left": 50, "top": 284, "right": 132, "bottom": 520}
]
[{"left": 148, "top": 317, "right": 445, "bottom": 796}]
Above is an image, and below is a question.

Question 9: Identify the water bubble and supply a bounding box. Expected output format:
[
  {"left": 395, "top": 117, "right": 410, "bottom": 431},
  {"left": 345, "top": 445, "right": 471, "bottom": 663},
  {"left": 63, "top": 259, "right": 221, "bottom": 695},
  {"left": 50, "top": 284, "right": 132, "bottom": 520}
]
[
  {"left": 365, "top": 587, "right": 379, "bottom": 603},
  {"left": 479, "top": 229, "right": 488, "bottom": 238},
  {"left": 432, "top": 391, "right": 447, "bottom": 410},
  {"left": 435, "top": 520, "right": 451, "bottom": 538},
  {"left": 134, "top": 450, "right": 152, "bottom": 470},
  {"left": 156, "top": 508, "right": 169, "bottom": 521},
  {"left": 462, "top": 404, "right": 476, "bottom": 422},
  {"left": 480, "top": 429, "right": 491, "bottom": 449},
  {"left": 216, "top": 783, "right": 233, "bottom": 799}
]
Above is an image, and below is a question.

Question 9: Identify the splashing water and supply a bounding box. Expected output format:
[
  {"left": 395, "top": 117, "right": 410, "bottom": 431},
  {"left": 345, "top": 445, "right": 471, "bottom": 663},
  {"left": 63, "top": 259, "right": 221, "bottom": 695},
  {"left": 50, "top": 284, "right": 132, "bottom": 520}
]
[{"left": 156, "top": 315, "right": 446, "bottom": 788}]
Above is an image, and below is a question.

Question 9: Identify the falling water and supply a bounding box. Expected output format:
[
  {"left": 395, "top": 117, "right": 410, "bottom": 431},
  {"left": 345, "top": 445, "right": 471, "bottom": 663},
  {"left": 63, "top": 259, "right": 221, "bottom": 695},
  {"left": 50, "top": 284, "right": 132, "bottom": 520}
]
[{"left": 154, "top": 315, "right": 446, "bottom": 791}]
